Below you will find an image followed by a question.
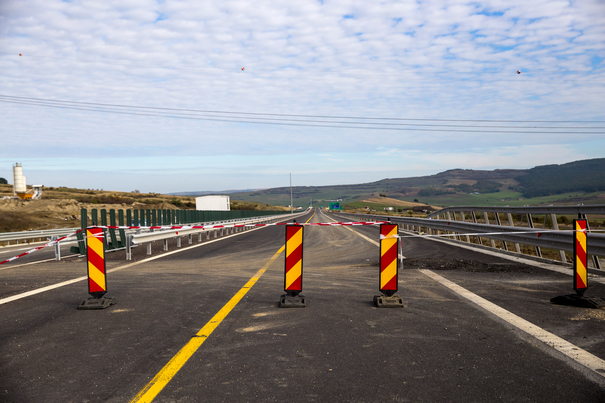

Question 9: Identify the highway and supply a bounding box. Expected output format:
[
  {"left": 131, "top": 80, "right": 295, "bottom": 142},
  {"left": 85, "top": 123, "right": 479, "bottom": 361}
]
[{"left": 1, "top": 208, "right": 605, "bottom": 402}]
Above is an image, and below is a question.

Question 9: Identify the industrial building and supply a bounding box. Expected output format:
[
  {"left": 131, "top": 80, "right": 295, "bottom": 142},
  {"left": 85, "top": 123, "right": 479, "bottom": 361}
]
[
  {"left": 6, "top": 163, "right": 43, "bottom": 200},
  {"left": 195, "top": 195, "right": 230, "bottom": 211}
]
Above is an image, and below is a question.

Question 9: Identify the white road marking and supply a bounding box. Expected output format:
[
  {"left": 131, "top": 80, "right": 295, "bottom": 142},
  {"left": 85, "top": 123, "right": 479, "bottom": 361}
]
[
  {"left": 331, "top": 212, "right": 605, "bottom": 381},
  {"left": 420, "top": 268, "right": 605, "bottom": 380}
]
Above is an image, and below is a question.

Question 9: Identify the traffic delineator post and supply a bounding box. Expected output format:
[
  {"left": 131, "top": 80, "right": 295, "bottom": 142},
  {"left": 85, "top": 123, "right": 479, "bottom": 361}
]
[
  {"left": 280, "top": 224, "right": 306, "bottom": 308},
  {"left": 78, "top": 227, "right": 115, "bottom": 310},
  {"left": 550, "top": 219, "right": 605, "bottom": 309},
  {"left": 573, "top": 219, "right": 588, "bottom": 295},
  {"left": 375, "top": 223, "right": 404, "bottom": 308}
]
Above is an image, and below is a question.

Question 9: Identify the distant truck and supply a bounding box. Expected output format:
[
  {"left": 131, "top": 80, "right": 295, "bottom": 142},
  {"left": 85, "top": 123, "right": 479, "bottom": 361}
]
[{"left": 195, "top": 195, "right": 230, "bottom": 211}]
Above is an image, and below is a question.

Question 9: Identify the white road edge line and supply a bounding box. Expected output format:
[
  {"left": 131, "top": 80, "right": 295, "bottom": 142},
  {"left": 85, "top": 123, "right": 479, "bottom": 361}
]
[
  {"left": 420, "top": 268, "right": 605, "bottom": 380},
  {"left": 0, "top": 219, "right": 294, "bottom": 306},
  {"left": 330, "top": 212, "right": 605, "bottom": 381}
]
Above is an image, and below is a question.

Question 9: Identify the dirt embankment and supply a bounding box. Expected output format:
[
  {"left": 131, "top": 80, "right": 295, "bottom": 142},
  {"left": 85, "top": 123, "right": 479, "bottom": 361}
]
[{"left": 0, "top": 199, "right": 180, "bottom": 232}]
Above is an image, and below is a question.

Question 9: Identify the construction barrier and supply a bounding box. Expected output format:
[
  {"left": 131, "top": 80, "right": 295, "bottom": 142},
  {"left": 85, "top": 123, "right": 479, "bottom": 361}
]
[
  {"left": 379, "top": 223, "right": 399, "bottom": 296},
  {"left": 376, "top": 223, "right": 404, "bottom": 307},
  {"left": 574, "top": 219, "right": 588, "bottom": 295},
  {"left": 280, "top": 224, "right": 306, "bottom": 307},
  {"left": 551, "top": 218, "right": 605, "bottom": 309},
  {"left": 78, "top": 227, "right": 113, "bottom": 309}
]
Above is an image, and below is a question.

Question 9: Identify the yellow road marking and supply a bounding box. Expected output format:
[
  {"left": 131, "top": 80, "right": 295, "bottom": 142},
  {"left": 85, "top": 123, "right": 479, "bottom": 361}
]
[{"left": 130, "top": 209, "right": 316, "bottom": 403}]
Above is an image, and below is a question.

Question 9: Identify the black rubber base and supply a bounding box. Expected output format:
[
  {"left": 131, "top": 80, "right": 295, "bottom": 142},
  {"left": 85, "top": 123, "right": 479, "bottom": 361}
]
[
  {"left": 77, "top": 297, "right": 115, "bottom": 310},
  {"left": 374, "top": 295, "right": 404, "bottom": 308},
  {"left": 279, "top": 293, "right": 306, "bottom": 308},
  {"left": 550, "top": 294, "right": 605, "bottom": 309}
]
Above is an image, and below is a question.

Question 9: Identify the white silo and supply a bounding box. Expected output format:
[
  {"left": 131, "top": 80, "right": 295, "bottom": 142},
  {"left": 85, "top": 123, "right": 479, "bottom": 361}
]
[{"left": 13, "top": 163, "right": 27, "bottom": 194}]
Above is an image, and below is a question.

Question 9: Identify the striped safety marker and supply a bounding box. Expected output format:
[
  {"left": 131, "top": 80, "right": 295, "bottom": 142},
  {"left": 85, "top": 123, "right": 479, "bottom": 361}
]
[
  {"left": 87, "top": 227, "right": 107, "bottom": 298},
  {"left": 380, "top": 223, "right": 399, "bottom": 296},
  {"left": 284, "top": 225, "right": 304, "bottom": 296},
  {"left": 573, "top": 219, "right": 588, "bottom": 295}
]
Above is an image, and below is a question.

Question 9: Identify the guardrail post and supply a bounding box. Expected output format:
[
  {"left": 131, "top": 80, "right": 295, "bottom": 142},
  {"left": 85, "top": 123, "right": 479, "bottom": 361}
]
[
  {"left": 53, "top": 235, "right": 61, "bottom": 261},
  {"left": 483, "top": 212, "right": 496, "bottom": 248},
  {"left": 188, "top": 234, "right": 192, "bottom": 244},
  {"left": 506, "top": 213, "right": 521, "bottom": 253},
  {"left": 126, "top": 234, "right": 132, "bottom": 260},
  {"left": 177, "top": 236, "right": 181, "bottom": 248},
  {"left": 549, "top": 214, "right": 567, "bottom": 263},
  {"left": 526, "top": 214, "right": 541, "bottom": 257},
  {"left": 163, "top": 239, "right": 168, "bottom": 251}
]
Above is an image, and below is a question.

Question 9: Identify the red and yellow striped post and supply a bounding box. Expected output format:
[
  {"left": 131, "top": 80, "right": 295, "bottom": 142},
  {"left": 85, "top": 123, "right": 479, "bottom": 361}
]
[
  {"left": 86, "top": 227, "right": 107, "bottom": 299},
  {"left": 573, "top": 219, "right": 588, "bottom": 296},
  {"left": 379, "top": 223, "right": 399, "bottom": 297},
  {"left": 284, "top": 225, "right": 304, "bottom": 296}
]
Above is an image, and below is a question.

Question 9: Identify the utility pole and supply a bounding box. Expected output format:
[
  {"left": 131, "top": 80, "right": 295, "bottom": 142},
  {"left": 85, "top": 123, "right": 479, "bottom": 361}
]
[{"left": 290, "top": 173, "right": 293, "bottom": 214}]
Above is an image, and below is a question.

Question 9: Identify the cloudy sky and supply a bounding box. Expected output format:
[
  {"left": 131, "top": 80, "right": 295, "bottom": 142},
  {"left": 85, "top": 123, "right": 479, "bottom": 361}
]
[{"left": 1, "top": 0, "right": 604, "bottom": 193}]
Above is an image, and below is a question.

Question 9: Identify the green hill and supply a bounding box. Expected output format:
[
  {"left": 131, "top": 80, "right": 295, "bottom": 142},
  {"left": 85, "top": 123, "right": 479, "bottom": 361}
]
[{"left": 225, "top": 159, "right": 605, "bottom": 208}]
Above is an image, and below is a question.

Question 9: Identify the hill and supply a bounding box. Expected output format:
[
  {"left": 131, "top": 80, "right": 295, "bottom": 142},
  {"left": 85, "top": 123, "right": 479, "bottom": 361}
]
[{"left": 226, "top": 158, "right": 605, "bottom": 208}]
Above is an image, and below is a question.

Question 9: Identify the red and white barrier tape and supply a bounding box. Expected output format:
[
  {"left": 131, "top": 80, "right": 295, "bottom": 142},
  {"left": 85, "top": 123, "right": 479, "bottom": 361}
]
[
  {"left": 0, "top": 228, "right": 86, "bottom": 266},
  {"left": 2, "top": 221, "right": 599, "bottom": 266},
  {"left": 0, "top": 221, "right": 387, "bottom": 266}
]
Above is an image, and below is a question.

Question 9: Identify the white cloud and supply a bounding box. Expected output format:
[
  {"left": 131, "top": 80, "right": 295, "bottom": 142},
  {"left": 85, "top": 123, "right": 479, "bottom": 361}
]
[{"left": 0, "top": 0, "right": 603, "bottom": 192}]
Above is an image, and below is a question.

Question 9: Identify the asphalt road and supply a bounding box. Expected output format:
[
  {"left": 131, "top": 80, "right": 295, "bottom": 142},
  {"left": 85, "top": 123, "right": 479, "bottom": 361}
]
[{"left": 1, "top": 208, "right": 605, "bottom": 402}]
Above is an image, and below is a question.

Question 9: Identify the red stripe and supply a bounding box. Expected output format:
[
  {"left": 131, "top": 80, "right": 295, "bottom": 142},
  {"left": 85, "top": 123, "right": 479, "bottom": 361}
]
[
  {"left": 381, "top": 224, "right": 397, "bottom": 237},
  {"left": 286, "top": 276, "right": 302, "bottom": 291},
  {"left": 88, "top": 278, "right": 104, "bottom": 293},
  {"left": 576, "top": 273, "right": 587, "bottom": 289},
  {"left": 381, "top": 244, "right": 397, "bottom": 271},
  {"left": 576, "top": 238, "right": 587, "bottom": 266},
  {"left": 286, "top": 244, "right": 303, "bottom": 273},
  {"left": 382, "top": 276, "right": 397, "bottom": 290},
  {"left": 87, "top": 247, "right": 105, "bottom": 274}
]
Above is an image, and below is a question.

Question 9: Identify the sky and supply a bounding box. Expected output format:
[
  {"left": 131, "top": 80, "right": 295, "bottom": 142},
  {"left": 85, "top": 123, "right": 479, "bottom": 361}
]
[{"left": 1, "top": 0, "right": 604, "bottom": 193}]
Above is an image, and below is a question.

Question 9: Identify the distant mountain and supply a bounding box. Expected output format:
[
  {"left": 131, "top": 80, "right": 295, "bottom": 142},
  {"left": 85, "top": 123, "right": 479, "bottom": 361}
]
[{"left": 225, "top": 158, "right": 605, "bottom": 207}]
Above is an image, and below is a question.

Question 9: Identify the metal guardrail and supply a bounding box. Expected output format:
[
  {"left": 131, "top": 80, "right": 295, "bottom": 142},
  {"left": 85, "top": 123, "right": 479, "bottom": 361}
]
[
  {"left": 125, "top": 211, "right": 309, "bottom": 260},
  {"left": 335, "top": 208, "right": 605, "bottom": 269},
  {"left": 426, "top": 204, "right": 605, "bottom": 218},
  {"left": 0, "top": 228, "right": 79, "bottom": 246}
]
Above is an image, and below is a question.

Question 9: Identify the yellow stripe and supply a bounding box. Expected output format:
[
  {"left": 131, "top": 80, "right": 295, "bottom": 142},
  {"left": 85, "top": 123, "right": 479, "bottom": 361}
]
[
  {"left": 131, "top": 209, "right": 316, "bottom": 403},
  {"left": 286, "top": 228, "right": 302, "bottom": 257},
  {"left": 87, "top": 230, "right": 104, "bottom": 259},
  {"left": 88, "top": 265, "right": 106, "bottom": 290},
  {"left": 380, "top": 261, "right": 397, "bottom": 288},
  {"left": 381, "top": 239, "right": 396, "bottom": 256},
  {"left": 285, "top": 260, "right": 302, "bottom": 288}
]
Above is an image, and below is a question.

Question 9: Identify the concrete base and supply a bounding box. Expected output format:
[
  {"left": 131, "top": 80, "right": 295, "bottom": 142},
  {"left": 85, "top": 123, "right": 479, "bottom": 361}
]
[
  {"left": 77, "top": 297, "right": 115, "bottom": 310},
  {"left": 550, "top": 294, "right": 605, "bottom": 309},
  {"left": 279, "top": 293, "right": 306, "bottom": 308},
  {"left": 374, "top": 294, "right": 404, "bottom": 308}
]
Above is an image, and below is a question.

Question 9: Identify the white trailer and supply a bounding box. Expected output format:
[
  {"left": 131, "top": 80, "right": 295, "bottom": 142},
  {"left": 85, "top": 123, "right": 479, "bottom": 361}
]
[{"left": 195, "top": 195, "right": 230, "bottom": 211}]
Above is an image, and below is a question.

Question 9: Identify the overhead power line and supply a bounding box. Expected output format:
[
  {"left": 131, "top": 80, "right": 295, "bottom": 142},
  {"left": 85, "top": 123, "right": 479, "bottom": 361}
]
[{"left": 0, "top": 94, "right": 603, "bottom": 134}]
